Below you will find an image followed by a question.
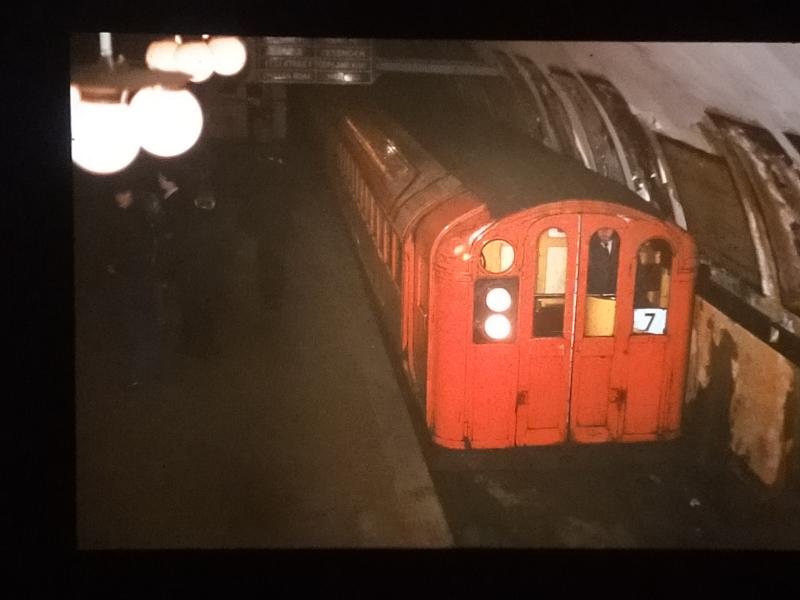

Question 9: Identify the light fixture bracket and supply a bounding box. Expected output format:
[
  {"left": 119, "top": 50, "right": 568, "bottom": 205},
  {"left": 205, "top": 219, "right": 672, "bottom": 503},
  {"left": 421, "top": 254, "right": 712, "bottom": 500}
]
[{"left": 72, "top": 57, "right": 192, "bottom": 100}]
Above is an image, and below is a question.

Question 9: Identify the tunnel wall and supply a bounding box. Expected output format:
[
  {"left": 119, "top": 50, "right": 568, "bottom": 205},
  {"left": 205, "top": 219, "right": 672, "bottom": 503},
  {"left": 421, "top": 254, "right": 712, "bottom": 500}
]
[{"left": 685, "top": 297, "right": 800, "bottom": 488}]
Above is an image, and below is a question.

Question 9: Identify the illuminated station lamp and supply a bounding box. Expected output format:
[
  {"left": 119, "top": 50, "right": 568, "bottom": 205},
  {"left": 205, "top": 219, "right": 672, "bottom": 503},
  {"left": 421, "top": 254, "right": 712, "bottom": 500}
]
[
  {"left": 70, "top": 33, "right": 247, "bottom": 175},
  {"left": 71, "top": 60, "right": 202, "bottom": 174}
]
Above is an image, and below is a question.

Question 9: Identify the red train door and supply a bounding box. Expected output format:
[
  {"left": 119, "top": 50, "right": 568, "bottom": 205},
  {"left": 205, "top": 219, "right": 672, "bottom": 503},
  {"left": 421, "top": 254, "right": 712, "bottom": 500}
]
[
  {"left": 569, "top": 214, "right": 632, "bottom": 442},
  {"left": 516, "top": 215, "right": 579, "bottom": 445},
  {"left": 515, "top": 212, "right": 677, "bottom": 445},
  {"left": 570, "top": 214, "right": 677, "bottom": 442}
]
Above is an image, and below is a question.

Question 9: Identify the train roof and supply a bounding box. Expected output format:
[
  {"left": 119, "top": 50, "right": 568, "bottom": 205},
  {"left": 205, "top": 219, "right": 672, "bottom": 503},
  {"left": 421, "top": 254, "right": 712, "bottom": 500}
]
[{"left": 349, "top": 73, "right": 664, "bottom": 220}]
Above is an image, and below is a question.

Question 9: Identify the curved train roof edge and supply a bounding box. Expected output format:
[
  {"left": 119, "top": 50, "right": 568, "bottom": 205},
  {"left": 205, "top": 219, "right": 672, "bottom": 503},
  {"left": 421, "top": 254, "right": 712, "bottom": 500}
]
[{"left": 338, "top": 73, "right": 665, "bottom": 221}]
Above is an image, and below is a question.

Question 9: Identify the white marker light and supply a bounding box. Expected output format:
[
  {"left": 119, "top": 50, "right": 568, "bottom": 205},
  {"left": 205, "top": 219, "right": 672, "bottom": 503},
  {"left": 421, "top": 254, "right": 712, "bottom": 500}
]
[
  {"left": 485, "top": 287, "right": 512, "bottom": 312},
  {"left": 484, "top": 314, "right": 512, "bottom": 340}
]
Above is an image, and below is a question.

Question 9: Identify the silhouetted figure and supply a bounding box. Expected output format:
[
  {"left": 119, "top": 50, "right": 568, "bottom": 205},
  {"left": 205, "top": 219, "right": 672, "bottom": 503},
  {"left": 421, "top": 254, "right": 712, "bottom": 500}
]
[
  {"left": 158, "top": 166, "right": 224, "bottom": 357},
  {"left": 103, "top": 183, "right": 160, "bottom": 389},
  {"left": 239, "top": 147, "right": 294, "bottom": 311},
  {"left": 587, "top": 228, "right": 620, "bottom": 296}
]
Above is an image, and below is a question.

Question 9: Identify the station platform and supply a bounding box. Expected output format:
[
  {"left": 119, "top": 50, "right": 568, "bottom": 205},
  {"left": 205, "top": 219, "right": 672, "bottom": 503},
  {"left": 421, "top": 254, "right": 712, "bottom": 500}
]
[{"left": 75, "top": 140, "right": 453, "bottom": 548}]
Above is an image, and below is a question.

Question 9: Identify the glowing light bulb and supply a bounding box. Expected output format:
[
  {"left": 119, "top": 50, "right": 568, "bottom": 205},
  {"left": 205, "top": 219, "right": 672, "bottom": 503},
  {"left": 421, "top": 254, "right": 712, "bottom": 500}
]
[
  {"left": 146, "top": 39, "right": 180, "bottom": 72},
  {"left": 175, "top": 40, "right": 214, "bottom": 82},
  {"left": 486, "top": 288, "right": 512, "bottom": 312},
  {"left": 208, "top": 36, "right": 247, "bottom": 76},
  {"left": 130, "top": 86, "right": 203, "bottom": 157},
  {"left": 484, "top": 314, "right": 512, "bottom": 340},
  {"left": 71, "top": 99, "right": 140, "bottom": 174}
]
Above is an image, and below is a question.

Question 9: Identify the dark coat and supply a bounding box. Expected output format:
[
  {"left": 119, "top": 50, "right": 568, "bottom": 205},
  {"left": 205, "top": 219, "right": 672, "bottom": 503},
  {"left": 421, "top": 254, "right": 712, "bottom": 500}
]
[
  {"left": 104, "top": 198, "right": 156, "bottom": 282},
  {"left": 587, "top": 234, "right": 620, "bottom": 296},
  {"left": 162, "top": 187, "right": 224, "bottom": 289}
]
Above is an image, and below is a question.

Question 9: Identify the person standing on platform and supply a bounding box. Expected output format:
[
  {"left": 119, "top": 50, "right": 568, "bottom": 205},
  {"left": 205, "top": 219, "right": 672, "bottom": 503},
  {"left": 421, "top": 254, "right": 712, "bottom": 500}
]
[
  {"left": 157, "top": 165, "right": 224, "bottom": 358},
  {"left": 238, "top": 145, "right": 295, "bottom": 312},
  {"left": 103, "top": 178, "right": 160, "bottom": 389}
]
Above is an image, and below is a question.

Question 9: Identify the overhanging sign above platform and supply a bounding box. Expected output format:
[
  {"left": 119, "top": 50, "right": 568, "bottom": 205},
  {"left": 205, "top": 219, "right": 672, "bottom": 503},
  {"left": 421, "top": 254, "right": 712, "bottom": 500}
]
[{"left": 248, "top": 37, "right": 375, "bottom": 84}]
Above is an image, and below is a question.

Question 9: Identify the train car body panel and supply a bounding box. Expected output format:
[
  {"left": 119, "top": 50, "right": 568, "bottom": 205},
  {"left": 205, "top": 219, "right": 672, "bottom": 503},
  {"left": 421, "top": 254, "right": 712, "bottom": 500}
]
[
  {"left": 427, "top": 200, "right": 695, "bottom": 449},
  {"left": 310, "top": 79, "right": 696, "bottom": 452},
  {"left": 462, "top": 41, "right": 800, "bottom": 488}
]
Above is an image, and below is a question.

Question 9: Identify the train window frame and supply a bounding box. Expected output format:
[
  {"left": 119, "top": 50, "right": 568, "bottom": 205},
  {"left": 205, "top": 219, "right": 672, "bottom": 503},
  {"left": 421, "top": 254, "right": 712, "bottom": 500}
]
[
  {"left": 584, "top": 228, "right": 620, "bottom": 338},
  {"left": 480, "top": 239, "right": 516, "bottom": 274},
  {"left": 656, "top": 133, "right": 764, "bottom": 292},
  {"left": 382, "top": 220, "right": 391, "bottom": 265},
  {"left": 393, "top": 230, "right": 403, "bottom": 286},
  {"left": 632, "top": 238, "right": 673, "bottom": 336},
  {"left": 533, "top": 227, "right": 568, "bottom": 338},
  {"left": 548, "top": 67, "right": 626, "bottom": 185}
]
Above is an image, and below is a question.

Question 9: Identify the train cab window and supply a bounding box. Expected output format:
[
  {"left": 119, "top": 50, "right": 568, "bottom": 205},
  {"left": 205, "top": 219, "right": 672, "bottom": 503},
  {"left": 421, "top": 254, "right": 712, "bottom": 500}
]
[
  {"left": 657, "top": 134, "right": 763, "bottom": 291},
  {"left": 585, "top": 229, "right": 619, "bottom": 337},
  {"left": 480, "top": 239, "right": 515, "bottom": 273},
  {"left": 533, "top": 228, "right": 568, "bottom": 337},
  {"left": 633, "top": 239, "right": 672, "bottom": 335},
  {"left": 513, "top": 55, "right": 580, "bottom": 161},
  {"left": 549, "top": 68, "right": 626, "bottom": 185},
  {"left": 579, "top": 73, "right": 672, "bottom": 215}
]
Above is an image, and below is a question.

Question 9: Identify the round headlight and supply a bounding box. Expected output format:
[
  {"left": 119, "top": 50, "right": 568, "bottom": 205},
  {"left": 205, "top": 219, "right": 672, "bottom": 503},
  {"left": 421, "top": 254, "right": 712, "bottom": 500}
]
[
  {"left": 484, "top": 314, "right": 512, "bottom": 340},
  {"left": 486, "top": 287, "right": 512, "bottom": 312}
]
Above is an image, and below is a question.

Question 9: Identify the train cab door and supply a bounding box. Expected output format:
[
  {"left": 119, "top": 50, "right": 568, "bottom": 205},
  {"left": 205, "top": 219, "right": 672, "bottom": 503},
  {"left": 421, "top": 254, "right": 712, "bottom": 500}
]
[
  {"left": 569, "top": 214, "right": 674, "bottom": 442},
  {"left": 515, "top": 215, "right": 579, "bottom": 445},
  {"left": 569, "top": 214, "right": 630, "bottom": 442}
]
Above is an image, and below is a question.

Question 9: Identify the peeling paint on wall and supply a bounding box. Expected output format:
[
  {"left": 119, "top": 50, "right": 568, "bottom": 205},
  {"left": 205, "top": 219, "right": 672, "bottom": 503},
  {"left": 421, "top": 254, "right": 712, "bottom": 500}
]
[
  {"left": 687, "top": 298, "right": 798, "bottom": 486},
  {"left": 493, "top": 42, "right": 800, "bottom": 155}
]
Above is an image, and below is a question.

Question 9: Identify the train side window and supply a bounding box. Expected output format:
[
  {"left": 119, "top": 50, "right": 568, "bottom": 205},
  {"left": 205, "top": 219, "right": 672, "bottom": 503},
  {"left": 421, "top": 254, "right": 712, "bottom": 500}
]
[
  {"left": 394, "top": 232, "right": 403, "bottom": 284},
  {"left": 633, "top": 239, "right": 672, "bottom": 335},
  {"left": 533, "top": 228, "right": 567, "bottom": 337},
  {"left": 549, "top": 68, "right": 626, "bottom": 184},
  {"left": 657, "top": 134, "right": 763, "bottom": 291},
  {"left": 377, "top": 210, "right": 386, "bottom": 261},
  {"left": 357, "top": 173, "right": 365, "bottom": 212},
  {"left": 383, "top": 220, "right": 391, "bottom": 265},
  {"left": 710, "top": 114, "right": 800, "bottom": 314},
  {"left": 480, "top": 239, "right": 515, "bottom": 274},
  {"left": 514, "top": 56, "right": 580, "bottom": 161},
  {"left": 580, "top": 73, "right": 672, "bottom": 214},
  {"left": 585, "top": 229, "right": 619, "bottom": 337},
  {"left": 367, "top": 187, "right": 376, "bottom": 235}
]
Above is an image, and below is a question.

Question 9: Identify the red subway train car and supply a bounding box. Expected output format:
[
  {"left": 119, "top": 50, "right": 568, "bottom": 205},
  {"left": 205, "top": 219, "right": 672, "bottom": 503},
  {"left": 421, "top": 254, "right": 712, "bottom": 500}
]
[{"left": 306, "top": 76, "right": 696, "bottom": 449}]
